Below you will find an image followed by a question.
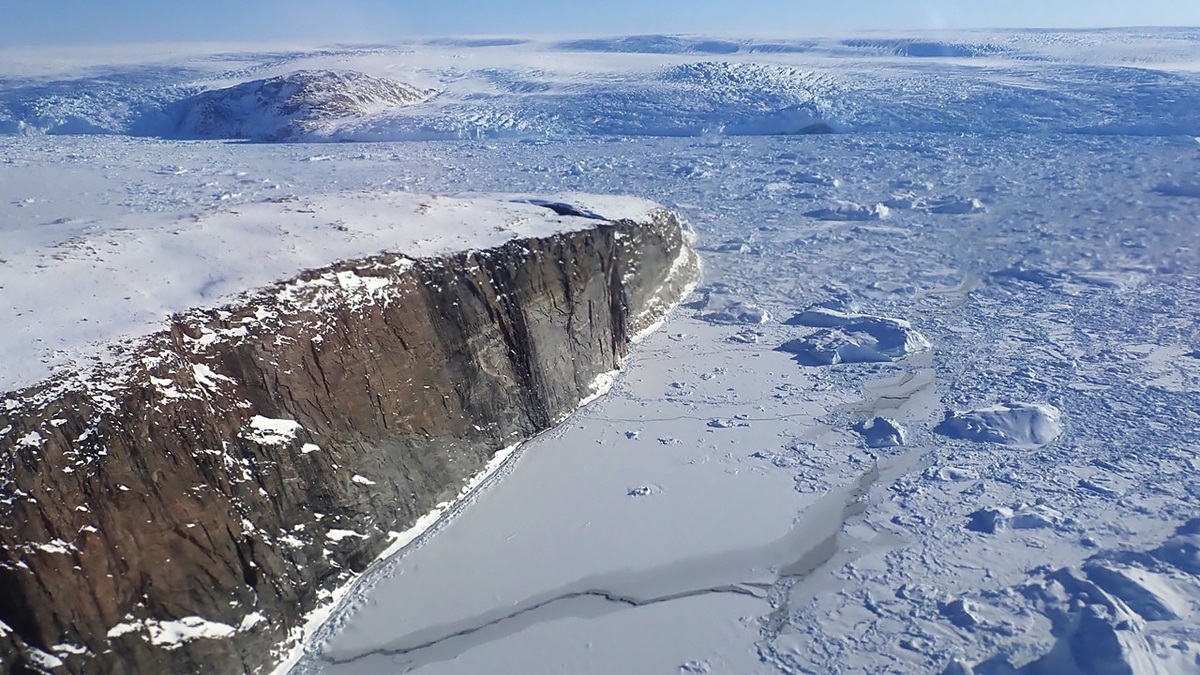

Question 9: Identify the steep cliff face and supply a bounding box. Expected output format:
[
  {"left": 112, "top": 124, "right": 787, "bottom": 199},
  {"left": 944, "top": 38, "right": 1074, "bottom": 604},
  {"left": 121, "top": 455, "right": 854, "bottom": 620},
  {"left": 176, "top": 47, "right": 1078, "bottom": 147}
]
[{"left": 0, "top": 208, "right": 697, "bottom": 674}]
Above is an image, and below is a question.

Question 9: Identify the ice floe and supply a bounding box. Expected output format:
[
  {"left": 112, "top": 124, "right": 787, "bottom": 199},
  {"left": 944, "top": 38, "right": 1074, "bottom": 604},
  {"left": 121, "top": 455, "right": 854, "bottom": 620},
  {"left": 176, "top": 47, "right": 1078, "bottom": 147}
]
[
  {"left": 780, "top": 305, "right": 931, "bottom": 366},
  {"left": 853, "top": 417, "right": 906, "bottom": 448},
  {"left": 693, "top": 288, "right": 773, "bottom": 325},
  {"left": 805, "top": 201, "right": 890, "bottom": 221},
  {"left": 935, "top": 402, "right": 1062, "bottom": 447}
]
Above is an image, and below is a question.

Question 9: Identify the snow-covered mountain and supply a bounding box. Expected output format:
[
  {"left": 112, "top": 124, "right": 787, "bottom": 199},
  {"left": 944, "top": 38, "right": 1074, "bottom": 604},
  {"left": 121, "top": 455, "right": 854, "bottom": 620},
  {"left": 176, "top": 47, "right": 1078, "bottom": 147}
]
[{"left": 162, "top": 70, "right": 433, "bottom": 141}]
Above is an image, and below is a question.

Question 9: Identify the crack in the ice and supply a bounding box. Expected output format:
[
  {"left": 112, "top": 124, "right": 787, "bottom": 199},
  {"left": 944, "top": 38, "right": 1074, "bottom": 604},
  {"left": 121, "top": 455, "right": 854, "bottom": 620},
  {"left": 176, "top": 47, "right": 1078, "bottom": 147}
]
[
  {"left": 319, "top": 583, "right": 764, "bottom": 666},
  {"left": 312, "top": 465, "right": 888, "bottom": 673},
  {"left": 579, "top": 412, "right": 823, "bottom": 423}
]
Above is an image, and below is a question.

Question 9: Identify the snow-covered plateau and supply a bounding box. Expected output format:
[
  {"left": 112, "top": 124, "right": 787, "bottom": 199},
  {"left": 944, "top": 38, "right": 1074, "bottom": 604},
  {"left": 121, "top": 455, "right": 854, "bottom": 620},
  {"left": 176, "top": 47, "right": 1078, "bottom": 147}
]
[{"left": 2, "top": 28, "right": 1200, "bottom": 675}]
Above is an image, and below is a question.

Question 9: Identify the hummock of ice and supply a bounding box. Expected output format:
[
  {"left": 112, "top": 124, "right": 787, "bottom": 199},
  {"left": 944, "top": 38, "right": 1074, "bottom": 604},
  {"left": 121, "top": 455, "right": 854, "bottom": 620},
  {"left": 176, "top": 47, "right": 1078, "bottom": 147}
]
[
  {"left": 994, "top": 565, "right": 1200, "bottom": 675},
  {"left": 1083, "top": 564, "right": 1190, "bottom": 621},
  {"left": 1155, "top": 181, "right": 1200, "bottom": 198},
  {"left": 700, "top": 301, "right": 771, "bottom": 325},
  {"left": 853, "top": 417, "right": 906, "bottom": 448},
  {"left": 883, "top": 194, "right": 987, "bottom": 214},
  {"left": 1153, "top": 518, "right": 1200, "bottom": 575},
  {"left": 780, "top": 305, "right": 931, "bottom": 366},
  {"left": 935, "top": 402, "right": 1062, "bottom": 447},
  {"left": 966, "top": 503, "right": 1065, "bottom": 534},
  {"left": 693, "top": 287, "right": 772, "bottom": 325}
]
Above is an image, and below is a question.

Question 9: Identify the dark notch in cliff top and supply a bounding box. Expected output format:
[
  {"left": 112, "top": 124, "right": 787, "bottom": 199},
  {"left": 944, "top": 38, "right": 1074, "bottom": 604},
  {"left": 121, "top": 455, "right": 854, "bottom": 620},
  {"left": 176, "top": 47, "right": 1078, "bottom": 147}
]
[{"left": 515, "top": 199, "right": 607, "bottom": 220}]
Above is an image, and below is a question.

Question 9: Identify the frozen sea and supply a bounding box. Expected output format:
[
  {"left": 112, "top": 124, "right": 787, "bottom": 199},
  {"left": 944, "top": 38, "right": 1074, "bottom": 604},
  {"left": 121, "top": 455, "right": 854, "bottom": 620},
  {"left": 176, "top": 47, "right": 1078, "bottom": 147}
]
[{"left": 2, "top": 29, "right": 1200, "bottom": 675}]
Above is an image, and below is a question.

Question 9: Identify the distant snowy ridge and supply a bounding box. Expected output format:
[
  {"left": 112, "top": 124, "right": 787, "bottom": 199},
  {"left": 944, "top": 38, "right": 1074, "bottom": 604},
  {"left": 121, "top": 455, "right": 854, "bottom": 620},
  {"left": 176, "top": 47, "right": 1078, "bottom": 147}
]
[
  {"left": 4, "top": 32, "right": 1200, "bottom": 140},
  {"left": 162, "top": 70, "right": 434, "bottom": 141}
]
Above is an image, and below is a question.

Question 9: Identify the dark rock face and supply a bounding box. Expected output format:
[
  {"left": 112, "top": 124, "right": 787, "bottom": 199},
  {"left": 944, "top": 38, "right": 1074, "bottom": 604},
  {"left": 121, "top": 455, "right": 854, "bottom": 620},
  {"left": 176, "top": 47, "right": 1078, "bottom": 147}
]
[{"left": 0, "top": 210, "right": 697, "bottom": 674}]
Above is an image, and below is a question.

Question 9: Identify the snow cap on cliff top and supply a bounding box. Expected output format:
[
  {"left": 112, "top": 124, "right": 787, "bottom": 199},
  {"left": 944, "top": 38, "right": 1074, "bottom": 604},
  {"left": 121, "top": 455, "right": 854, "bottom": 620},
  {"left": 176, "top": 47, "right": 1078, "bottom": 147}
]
[{"left": 0, "top": 190, "right": 665, "bottom": 395}]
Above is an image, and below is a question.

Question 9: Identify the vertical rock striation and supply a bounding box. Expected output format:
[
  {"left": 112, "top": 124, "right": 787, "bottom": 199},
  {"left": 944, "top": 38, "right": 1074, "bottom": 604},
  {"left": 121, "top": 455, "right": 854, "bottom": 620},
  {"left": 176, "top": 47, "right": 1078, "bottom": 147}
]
[{"left": 0, "top": 207, "right": 697, "bottom": 674}]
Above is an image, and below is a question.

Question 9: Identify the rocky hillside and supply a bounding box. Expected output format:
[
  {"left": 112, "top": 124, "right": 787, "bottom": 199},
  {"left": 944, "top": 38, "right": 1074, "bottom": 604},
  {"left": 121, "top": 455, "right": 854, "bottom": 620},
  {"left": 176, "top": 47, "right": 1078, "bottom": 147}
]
[
  {"left": 0, "top": 205, "right": 697, "bottom": 674},
  {"left": 167, "top": 70, "right": 433, "bottom": 141}
]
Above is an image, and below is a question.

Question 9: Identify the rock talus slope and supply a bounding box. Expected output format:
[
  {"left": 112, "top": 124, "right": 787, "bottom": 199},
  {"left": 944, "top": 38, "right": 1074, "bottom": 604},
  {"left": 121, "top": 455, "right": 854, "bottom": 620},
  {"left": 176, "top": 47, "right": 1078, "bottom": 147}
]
[{"left": 0, "top": 207, "right": 697, "bottom": 674}]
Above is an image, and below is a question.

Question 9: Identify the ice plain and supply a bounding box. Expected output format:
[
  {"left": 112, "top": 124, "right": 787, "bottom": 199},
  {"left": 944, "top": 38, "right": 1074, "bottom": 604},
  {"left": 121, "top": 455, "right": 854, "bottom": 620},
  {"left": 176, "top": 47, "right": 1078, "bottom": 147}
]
[{"left": 2, "top": 28, "right": 1200, "bottom": 675}]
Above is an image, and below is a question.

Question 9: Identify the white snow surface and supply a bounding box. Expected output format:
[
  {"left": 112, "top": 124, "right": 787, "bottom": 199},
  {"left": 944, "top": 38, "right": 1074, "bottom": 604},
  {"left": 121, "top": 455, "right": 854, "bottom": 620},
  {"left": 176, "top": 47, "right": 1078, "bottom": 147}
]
[
  {"left": 146, "top": 617, "right": 238, "bottom": 649},
  {"left": 244, "top": 416, "right": 304, "bottom": 447},
  {"left": 0, "top": 189, "right": 662, "bottom": 395},
  {"left": 104, "top": 616, "right": 243, "bottom": 650},
  {"left": 2, "top": 28, "right": 1200, "bottom": 675}
]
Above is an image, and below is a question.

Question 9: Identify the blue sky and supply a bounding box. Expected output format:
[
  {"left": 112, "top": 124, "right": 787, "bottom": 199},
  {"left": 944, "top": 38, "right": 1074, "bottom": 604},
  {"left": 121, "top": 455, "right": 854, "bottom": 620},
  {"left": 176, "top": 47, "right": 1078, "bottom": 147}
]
[{"left": 2, "top": 0, "right": 1199, "bottom": 46}]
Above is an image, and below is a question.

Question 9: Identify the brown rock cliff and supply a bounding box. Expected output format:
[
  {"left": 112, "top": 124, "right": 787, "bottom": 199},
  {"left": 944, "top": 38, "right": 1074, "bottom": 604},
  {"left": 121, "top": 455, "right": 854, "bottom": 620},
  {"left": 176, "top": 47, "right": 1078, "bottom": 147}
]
[{"left": 0, "top": 207, "right": 697, "bottom": 674}]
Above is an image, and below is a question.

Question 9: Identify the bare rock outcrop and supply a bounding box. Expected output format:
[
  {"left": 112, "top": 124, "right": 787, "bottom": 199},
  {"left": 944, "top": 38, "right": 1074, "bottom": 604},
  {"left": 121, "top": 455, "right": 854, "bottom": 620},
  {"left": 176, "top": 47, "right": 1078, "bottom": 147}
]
[{"left": 0, "top": 208, "right": 697, "bottom": 674}]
